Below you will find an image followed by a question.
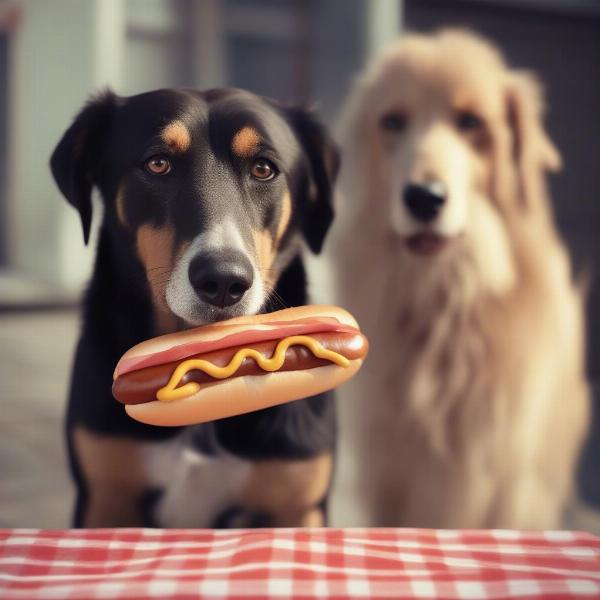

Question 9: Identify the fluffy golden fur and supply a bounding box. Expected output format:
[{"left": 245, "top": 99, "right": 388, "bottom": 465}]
[{"left": 327, "top": 30, "right": 589, "bottom": 528}]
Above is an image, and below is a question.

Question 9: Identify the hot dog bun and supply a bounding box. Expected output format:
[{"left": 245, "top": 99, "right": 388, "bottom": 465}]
[
  {"left": 113, "top": 305, "right": 367, "bottom": 427},
  {"left": 125, "top": 363, "right": 362, "bottom": 426}
]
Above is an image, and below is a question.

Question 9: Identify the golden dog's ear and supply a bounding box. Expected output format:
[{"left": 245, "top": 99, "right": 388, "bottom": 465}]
[{"left": 504, "top": 71, "right": 561, "bottom": 209}]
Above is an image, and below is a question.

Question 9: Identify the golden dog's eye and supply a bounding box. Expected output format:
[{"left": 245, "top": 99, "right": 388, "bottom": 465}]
[
  {"left": 250, "top": 158, "right": 277, "bottom": 181},
  {"left": 456, "top": 111, "right": 484, "bottom": 132},
  {"left": 145, "top": 155, "right": 171, "bottom": 175},
  {"left": 380, "top": 112, "right": 407, "bottom": 132}
]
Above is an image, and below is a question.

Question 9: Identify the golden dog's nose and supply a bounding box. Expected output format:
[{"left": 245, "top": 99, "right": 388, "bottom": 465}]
[{"left": 403, "top": 182, "right": 446, "bottom": 222}]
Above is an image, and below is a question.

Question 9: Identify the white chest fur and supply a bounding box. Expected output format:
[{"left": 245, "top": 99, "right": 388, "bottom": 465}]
[{"left": 140, "top": 431, "right": 251, "bottom": 528}]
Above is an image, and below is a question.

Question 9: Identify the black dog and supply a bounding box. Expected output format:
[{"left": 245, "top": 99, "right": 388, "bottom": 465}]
[{"left": 50, "top": 87, "right": 338, "bottom": 528}]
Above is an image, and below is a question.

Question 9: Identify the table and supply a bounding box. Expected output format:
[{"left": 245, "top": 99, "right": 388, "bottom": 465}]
[{"left": 1, "top": 528, "right": 599, "bottom": 599}]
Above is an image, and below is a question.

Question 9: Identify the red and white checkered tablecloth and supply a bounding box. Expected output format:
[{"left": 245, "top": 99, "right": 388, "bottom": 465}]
[{"left": 1, "top": 528, "right": 599, "bottom": 599}]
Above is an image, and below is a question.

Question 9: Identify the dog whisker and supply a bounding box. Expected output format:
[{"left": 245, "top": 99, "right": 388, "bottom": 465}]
[{"left": 263, "top": 285, "right": 290, "bottom": 311}]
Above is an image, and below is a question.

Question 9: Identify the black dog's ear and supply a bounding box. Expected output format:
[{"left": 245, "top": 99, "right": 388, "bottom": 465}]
[
  {"left": 50, "top": 90, "right": 118, "bottom": 244},
  {"left": 287, "top": 108, "right": 339, "bottom": 254}
]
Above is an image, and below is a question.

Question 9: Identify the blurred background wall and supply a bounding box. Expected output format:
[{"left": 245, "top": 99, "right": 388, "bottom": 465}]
[
  {"left": 2, "top": 0, "right": 598, "bottom": 307},
  {"left": 0, "top": 0, "right": 598, "bottom": 523}
]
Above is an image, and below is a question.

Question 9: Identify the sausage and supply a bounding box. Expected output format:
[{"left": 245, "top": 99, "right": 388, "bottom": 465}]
[{"left": 113, "top": 331, "right": 367, "bottom": 405}]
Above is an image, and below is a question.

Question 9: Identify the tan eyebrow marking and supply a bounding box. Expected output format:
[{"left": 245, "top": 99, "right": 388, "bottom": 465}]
[
  {"left": 232, "top": 126, "right": 261, "bottom": 158},
  {"left": 160, "top": 120, "right": 191, "bottom": 153}
]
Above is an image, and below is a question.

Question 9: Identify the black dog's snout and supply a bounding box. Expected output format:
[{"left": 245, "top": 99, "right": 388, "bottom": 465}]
[
  {"left": 403, "top": 182, "right": 447, "bottom": 222},
  {"left": 189, "top": 250, "right": 254, "bottom": 308}
]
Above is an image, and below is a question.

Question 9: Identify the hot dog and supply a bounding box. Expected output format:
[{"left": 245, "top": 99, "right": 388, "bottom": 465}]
[{"left": 112, "top": 305, "right": 368, "bottom": 426}]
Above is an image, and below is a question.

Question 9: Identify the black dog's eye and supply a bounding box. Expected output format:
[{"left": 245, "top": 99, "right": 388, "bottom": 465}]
[
  {"left": 250, "top": 158, "right": 277, "bottom": 181},
  {"left": 145, "top": 155, "right": 171, "bottom": 175},
  {"left": 380, "top": 112, "right": 408, "bottom": 132},
  {"left": 456, "top": 110, "right": 484, "bottom": 132}
]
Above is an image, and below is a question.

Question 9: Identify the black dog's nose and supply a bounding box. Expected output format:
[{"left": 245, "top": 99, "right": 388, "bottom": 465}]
[
  {"left": 188, "top": 250, "right": 254, "bottom": 308},
  {"left": 403, "top": 182, "right": 447, "bottom": 222}
]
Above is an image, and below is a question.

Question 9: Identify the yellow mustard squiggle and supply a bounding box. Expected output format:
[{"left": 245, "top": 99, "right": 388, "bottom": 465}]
[{"left": 156, "top": 335, "right": 350, "bottom": 402}]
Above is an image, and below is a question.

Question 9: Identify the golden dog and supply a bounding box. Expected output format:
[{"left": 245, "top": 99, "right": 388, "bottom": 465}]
[{"left": 328, "top": 30, "right": 589, "bottom": 528}]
